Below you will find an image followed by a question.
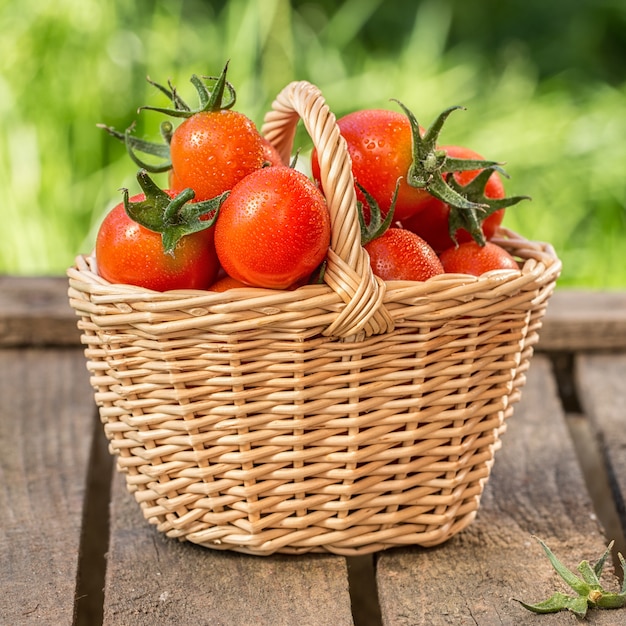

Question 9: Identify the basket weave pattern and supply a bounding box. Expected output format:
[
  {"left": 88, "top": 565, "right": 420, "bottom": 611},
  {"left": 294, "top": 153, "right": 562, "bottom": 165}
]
[{"left": 68, "top": 82, "right": 561, "bottom": 555}]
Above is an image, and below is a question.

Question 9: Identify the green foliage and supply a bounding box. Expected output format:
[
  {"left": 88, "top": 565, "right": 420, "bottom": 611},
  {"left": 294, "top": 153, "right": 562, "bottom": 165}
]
[{"left": 1, "top": 0, "right": 625, "bottom": 287}]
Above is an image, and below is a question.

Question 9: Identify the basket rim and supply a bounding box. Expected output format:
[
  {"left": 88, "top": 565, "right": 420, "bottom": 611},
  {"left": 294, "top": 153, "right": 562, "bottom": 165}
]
[{"left": 68, "top": 227, "right": 561, "bottom": 331}]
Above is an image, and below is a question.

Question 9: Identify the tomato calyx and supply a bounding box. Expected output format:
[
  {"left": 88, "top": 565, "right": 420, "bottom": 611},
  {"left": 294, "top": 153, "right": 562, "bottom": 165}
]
[
  {"left": 393, "top": 100, "right": 502, "bottom": 212},
  {"left": 123, "top": 169, "right": 227, "bottom": 254},
  {"left": 358, "top": 179, "right": 400, "bottom": 246},
  {"left": 98, "top": 120, "right": 174, "bottom": 174},
  {"left": 139, "top": 61, "right": 236, "bottom": 119},
  {"left": 445, "top": 166, "right": 530, "bottom": 246},
  {"left": 98, "top": 62, "right": 236, "bottom": 174},
  {"left": 391, "top": 100, "right": 530, "bottom": 246}
]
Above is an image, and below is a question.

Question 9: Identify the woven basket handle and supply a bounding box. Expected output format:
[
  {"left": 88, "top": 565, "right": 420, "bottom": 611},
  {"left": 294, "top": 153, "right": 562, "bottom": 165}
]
[{"left": 262, "top": 81, "right": 394, "bottom": 338}]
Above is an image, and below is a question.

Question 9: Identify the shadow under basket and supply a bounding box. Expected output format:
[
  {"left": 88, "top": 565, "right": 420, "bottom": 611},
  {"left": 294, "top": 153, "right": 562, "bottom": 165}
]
[{"left": 67, "top": 81, "right": 562, "bottom": 556}]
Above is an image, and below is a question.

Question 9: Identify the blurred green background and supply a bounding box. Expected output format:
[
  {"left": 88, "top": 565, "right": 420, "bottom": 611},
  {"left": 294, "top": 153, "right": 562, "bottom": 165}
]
[{"left": 1, "top": 0, "right": 625, "bottom": 287}]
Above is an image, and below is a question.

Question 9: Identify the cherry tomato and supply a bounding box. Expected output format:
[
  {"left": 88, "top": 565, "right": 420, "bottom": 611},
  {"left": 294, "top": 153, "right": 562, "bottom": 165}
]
[
  {"left": 168, "top": 134, "right": 281, "bottom": 195},
  {"left": 311, "top": 109, "right": 431, "bottom": 223},
  {"left": 214, "top": 166, "right": 331, "bottom": 289},
  {"left": 364, "top": 227, "right": 444, "bottom": 281},
  {"left": 169, "top": 110, "right": 269, "bottom": 201},
  {"left": 439, "top": 240, "right": 519, "bottom": 276},
  {"left": 103, "top": 67, "right": 274, "bottom": 202},
  {"left": 401, "top": 145, "right": 506, "bottom": 252},
  {"left": 261, "top": 137, "right": 284, "bottom": 166},
  {"left": 168, "top": 167, "right": 184, "bottom": 192},
  {"left": 96, "top": 195, "right": 219, "bottom": 291},
  {"left": 208, "top": 274, "right": 248, "bottom": 292}
]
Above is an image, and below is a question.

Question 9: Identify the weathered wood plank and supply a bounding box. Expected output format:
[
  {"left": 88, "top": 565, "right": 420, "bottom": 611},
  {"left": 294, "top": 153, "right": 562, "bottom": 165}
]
[
  {"left": 537, "top": 289, "right": 626, "bottom": 351},
  {"left": 576, "top": 353, "right": 626, "bottom": 538},
  {"left": 0, "top": 349, "right": 96, "bottom": 625},
  {"left": 0, "top": 276, "right": 81, "bottom": 347},
  {"left": 375, "top": 355, "right": 619, "bottom": 625},
  {"left": 103, "top": 472, "right": 355, "bottom": 626},
  {"left": 3, "top": 276, "right": 626, "bottom": 352}
]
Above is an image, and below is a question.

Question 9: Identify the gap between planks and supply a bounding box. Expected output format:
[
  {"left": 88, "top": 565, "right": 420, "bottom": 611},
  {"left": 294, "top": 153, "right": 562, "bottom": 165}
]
[
  {"left": 550, "top": 352, "right": 626, "bottom": 582},
  {"left": 74, "top": 414, "right": 114, "bottom": 626}
]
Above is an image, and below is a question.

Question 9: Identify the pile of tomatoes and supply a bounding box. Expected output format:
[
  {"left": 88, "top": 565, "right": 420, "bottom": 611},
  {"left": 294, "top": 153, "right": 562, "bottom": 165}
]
[{"left": 95, "top": 65, "right": 528, "bottom": 293}]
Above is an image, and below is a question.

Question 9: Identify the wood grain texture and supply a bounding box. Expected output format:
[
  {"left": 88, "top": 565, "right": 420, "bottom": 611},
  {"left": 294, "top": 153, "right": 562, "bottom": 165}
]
[
  {"left": 576, "top": 353, "right": 626, "bottom": 536},
  {"left": 103, "top": 473, "right": 355, "bottom": 626},
  {"left": 0, "top": 276, "right": 81, "bottom": 347},
  {"left": 2, "top": 277, "right": 626, "bottom": 352},
  {"left": 375, "top": 355, "right": 619, "bottom": 625},
  {"left": 0, "top": 349, "right": 96, "bottom": 625},
  {"left": 537, "top": 289, "right": 626, "bottom": 351},
  {"left": 3, "top": 277, "right": 626, "bottom": 625}
]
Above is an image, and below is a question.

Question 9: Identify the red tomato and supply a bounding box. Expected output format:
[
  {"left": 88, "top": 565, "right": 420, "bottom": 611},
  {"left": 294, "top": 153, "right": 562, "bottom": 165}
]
[
  {"left": 168, "top": 135, "right": 281, "bottom": 195},
  {"left": 401, "top": 145, "right": 506, "bottom": 252},
  {"left": 311, "top": 109, "right": 431, "bottom": 223},
  {"left": 261, "top": 137, "right": 284, "bottom": 166},
  {"left": 208, "top": 275, "right": 248, "bottom": 292},
  {"left": 214, "top": 167, "right": 331, "bottom": 289},
  {"left": 96, "top": 196, "right": 219, "bottom": 291},
  {"left": 168, "top": 167, "right": 184, "bottom": 192},
  {"left": 403, "top": 199, "right": 505, "bottom": 253},
  {"left": 364, "top": 227, "right": 444, "bottom": 281},
  {"left": 439, "top": 241, "right": 519, "bottom": 276},
  {"left": 169, "top": 110, "right": 268, "bottom": 201}
]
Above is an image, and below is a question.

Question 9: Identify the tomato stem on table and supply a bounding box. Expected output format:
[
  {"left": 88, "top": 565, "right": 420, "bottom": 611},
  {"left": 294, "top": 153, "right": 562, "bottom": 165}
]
[{"left": 515, "top": 536, "right": 626, "bottom": 619}]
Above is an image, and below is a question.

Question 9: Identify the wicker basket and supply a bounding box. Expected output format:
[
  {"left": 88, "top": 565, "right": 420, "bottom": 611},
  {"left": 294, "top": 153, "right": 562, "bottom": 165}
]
[{"left": 67, "top": 81, "right": 561, "bottom": 556}]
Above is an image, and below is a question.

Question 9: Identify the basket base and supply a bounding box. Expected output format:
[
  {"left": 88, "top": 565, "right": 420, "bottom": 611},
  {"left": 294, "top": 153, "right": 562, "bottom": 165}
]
[
  {"left": 181, "top": 510, "right": 479, "bottom": 556},
  {"left": 138, "top": 486, "right": 485, "bottom": 556}
]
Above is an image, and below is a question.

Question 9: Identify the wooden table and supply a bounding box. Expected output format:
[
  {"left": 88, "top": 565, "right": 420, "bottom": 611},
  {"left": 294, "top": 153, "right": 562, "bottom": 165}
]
[{"left": 2, "top": 276, "right": 625, "bottom": 626}]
